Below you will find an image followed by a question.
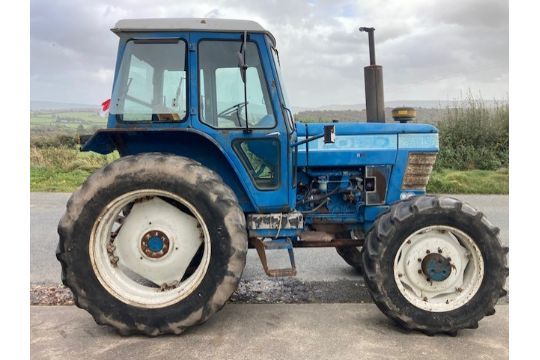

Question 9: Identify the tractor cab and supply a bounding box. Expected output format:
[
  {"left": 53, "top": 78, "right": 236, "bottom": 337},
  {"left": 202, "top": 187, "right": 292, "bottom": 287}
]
[{"left": 85, "top": 18, "right": 296, "bottom": 213}]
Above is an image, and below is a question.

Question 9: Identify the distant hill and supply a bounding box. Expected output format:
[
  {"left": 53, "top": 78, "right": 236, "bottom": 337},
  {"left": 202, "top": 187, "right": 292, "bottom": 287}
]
[
  {"left": 31, "top": 100, "right": 97, "bottom": 111},
  {"left": 294, "top": 107, "right": 445, "bottom": 124},
  {"left": 293, "top": 100, "right": 502, "bottom": 113}
]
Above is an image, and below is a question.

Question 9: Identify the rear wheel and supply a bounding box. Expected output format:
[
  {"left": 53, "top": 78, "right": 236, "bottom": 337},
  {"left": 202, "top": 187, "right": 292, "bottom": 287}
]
[
  {"left": 57, "top": 153, "right": 247, "bottom": 335},
  {"left": 362, "top": 195, "right": 508, "bottom": 335}
]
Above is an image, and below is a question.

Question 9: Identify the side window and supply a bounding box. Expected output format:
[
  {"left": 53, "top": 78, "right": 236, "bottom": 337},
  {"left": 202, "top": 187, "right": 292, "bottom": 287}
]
[
  {"left": 123, "top": 55, "right": 154, "bottom": 121},
  {"left": 111, "top": 40, "right": 187, "bottom": 122},
  {"left": 199, "top": 40, "right": 276, "bottom": 129},
  {"left": 233, "top": 139, "right": 280, "bottom": 189}
]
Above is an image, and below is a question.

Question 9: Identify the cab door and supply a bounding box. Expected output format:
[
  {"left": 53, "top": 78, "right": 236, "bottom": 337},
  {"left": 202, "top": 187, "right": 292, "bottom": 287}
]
[{"left": 189, "top": 32, "right": 291, "bottom": 213}]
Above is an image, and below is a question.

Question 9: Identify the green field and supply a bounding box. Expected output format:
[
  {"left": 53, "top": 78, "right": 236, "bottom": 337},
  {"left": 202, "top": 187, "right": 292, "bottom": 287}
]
[{"left": 31, "top": 111, "right": 106, "bottom": 128}]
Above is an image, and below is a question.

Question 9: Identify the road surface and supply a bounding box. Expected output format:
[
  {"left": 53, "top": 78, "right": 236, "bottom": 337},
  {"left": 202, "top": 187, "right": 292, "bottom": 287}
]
[{"left": 31, "top": 304, "right": 508, "bottom": 360}]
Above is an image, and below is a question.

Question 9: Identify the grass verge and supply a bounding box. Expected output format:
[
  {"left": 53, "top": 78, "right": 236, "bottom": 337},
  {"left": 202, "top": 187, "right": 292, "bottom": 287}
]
[
  {"left": 31, "top": 166, "right": 96, "bottom": 192},
  {"left": 30, "top": 147, "right": 119, "bottom": 192},
  {"left": 427, "top": 168, "right": 508, "bottom": 194}
]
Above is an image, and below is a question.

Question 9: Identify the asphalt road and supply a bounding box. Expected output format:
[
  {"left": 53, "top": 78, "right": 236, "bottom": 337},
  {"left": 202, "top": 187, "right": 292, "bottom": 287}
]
[
  {"left": 31, "top": 304, "right": 508, "bottom": 360},
  {"left": 30, "top": 193, "right": 509, "bottom": 302}
]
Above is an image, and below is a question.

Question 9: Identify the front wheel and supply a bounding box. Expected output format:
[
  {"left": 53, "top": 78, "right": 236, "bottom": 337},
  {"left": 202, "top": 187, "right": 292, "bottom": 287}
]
[
  {"left": 336, "top": 246, "right": 363, "bottom": 274},
  {"left": 362, "top": 195, "right": 508, "bottom": 335},
  {"left": 56, "top": 154, "right": 247, "bottom": 335}
]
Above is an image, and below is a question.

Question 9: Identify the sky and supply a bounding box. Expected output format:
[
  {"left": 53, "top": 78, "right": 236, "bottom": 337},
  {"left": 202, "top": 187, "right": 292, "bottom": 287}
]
[{"left": 30, "top": 0, "right": 508, "bottom": 108}]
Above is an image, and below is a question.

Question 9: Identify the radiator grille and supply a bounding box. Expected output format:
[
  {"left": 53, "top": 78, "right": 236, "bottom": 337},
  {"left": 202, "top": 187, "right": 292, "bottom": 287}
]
[{"left": 402, "top": 153, "right": 438, "bottom": 190}]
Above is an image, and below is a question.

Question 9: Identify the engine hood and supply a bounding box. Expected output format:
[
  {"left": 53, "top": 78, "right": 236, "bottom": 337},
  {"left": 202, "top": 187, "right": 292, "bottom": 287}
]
[{"left": 295, "top": 122, "right": 438, "bottom": 167}]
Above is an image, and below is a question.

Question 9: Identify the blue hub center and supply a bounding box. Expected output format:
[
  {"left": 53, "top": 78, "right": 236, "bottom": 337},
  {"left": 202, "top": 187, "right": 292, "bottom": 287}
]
[
  {"left": 147, "top": 236, "right": 164, "bottom": 252},
  {"left": 421, "top": 253, "right": 452, "bottom": 282}
]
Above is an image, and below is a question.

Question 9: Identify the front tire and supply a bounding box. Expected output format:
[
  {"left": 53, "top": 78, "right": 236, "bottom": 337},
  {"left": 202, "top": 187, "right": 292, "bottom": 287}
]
[
  {"left": 362, "top": 195, "right": 508, "bottom": 335},
  {"left": 56, "top": 153, "right": 247, "bottom": 335},
  {"left": 336, "top": 247, "right": 363, "bottom": 274}
]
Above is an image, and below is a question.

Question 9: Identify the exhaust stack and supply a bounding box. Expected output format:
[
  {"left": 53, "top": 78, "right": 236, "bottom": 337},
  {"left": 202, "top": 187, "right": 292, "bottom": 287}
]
[{"left": 360, "top": 27, "right": 385, "bottom": 123}]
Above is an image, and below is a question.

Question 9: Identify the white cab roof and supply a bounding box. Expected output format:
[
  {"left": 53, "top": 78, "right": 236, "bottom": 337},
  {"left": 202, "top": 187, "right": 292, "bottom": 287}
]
[{"left": 112, "top": 18, "right": 276, "bottom": 45}]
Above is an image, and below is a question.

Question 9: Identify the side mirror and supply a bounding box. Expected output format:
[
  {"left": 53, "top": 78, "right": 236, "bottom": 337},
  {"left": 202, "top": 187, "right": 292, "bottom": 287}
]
[
  {"left": 237, "top": 51, "right": 247, "bottom": 83},
  {"left": 323, "top": 125, "right": 335, "bottom": 144}
]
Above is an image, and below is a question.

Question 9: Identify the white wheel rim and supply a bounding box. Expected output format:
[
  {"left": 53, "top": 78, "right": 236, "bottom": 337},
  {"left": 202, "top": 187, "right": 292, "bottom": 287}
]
[
  {"left": 89, "top": 190, "right": 211, "bottom": 308},
  {"left": 393, "top": 225, "right": 484, "bottom": 312}
]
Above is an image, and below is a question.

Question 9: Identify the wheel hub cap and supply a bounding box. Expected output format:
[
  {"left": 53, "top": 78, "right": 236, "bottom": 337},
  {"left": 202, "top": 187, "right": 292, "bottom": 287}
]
[
  {"left": 141, "top": 230, "right": 170, "bottom": 258},
  {"left": 112, "top": 197, "right": 203, "bottom": 286},
  {"left": 421, "top": 253, "right": 451, "bottom": 282}
]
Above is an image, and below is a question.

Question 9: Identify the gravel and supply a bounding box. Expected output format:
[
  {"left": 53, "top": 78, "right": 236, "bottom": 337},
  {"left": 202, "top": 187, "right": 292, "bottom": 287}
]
[{"left": 31, "top": 278, "right": 371, "bottom": 306}]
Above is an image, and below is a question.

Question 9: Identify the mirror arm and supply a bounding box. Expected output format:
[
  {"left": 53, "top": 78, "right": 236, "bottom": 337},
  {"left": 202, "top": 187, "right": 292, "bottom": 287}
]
[
  {"left": 290, "top": 125, "right": 335, "bottom": 147},
  {"left": 241, "top": 31, "right": 251, "bottom": 134},
  {"left": 290, "top": 133, "right": 325, "bottom": 147}
]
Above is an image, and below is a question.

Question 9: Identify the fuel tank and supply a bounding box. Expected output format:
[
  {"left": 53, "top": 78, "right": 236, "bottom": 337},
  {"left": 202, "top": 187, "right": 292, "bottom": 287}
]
[{"left": 296, "top": 122, "right": 438, "bottom": 167}]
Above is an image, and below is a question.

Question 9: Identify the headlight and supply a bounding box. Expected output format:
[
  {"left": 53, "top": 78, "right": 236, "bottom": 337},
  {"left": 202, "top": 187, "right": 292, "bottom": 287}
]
[{"left": 402, "top": 152, "right": 437, "bottom": 190}]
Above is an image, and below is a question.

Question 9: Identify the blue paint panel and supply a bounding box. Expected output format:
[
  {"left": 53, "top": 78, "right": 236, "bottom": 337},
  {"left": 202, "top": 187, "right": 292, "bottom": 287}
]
[
  {"left": 295, "top": 122, "right": 437, "bottom": 168},
  {"left": 299, "top": 149, "right": 397, "bottom": 167},
  {"left": 300, "top": 134, "right": 397, "bottom": 151},
  {"left": 399, "top": 133, "right": 439, "bottom": 150},
  {"left": 298, "top": 133, "right": 397, "bottom": 167},
  {"left": 296, "top": 122, "right": 438, "bottom": 136}
]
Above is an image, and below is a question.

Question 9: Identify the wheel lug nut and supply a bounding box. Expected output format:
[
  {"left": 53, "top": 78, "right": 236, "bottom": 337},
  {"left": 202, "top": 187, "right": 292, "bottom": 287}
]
[
  {"left": 438, "top": 248, "right": 443, "bottom": 253},
  {"left": 417, "top": 258, "right": 422, "bottom": 262},
  {"left": 418, "top": 269, "right": 422, "bottom": 274},
  {"left": 426, "top": 250, "right": 430, "bottom": 254},
  {"left": 423, "top": 297, "right": 428, "bottom": 302}
]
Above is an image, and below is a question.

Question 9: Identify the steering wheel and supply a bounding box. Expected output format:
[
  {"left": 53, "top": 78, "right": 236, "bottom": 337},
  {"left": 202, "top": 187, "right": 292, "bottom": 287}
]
[{"left": 217, "top": 102, "right": 248, "bottom": 126}]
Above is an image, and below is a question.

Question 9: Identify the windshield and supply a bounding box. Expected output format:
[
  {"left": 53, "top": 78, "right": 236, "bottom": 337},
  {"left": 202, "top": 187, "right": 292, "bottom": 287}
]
[
  {"left": 270, "top": 43, "right": 295, "bottom": 130},
  {"left": 110, "top": 40, "right": 187, "bottom": 122}
]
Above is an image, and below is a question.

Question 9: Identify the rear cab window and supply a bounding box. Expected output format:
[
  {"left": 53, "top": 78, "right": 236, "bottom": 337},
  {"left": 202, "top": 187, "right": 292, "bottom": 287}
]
[{"left": 110, "top": 39, "right": 187, "bottom": 122}]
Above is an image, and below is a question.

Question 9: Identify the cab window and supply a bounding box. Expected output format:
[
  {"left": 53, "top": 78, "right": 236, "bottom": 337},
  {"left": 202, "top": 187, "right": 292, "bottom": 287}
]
[
  {"left": 111, "top": 40, "right": 187, "bottom": 122},
  {"left": 198, "top": 40, "right": 276, "bottom": 129},
  {"left": 233, "top": 138, "right": 280, "bottom": 189}
]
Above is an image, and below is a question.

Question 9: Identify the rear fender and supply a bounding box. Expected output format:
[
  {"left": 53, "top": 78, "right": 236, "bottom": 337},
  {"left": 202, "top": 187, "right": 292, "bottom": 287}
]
[{"left": 82, "top": 128, "right": 256, "bottom": 212}]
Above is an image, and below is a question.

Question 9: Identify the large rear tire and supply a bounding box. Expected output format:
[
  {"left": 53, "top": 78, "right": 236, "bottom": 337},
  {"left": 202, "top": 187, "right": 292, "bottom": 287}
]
[
  {"left": 56, "top": 153, "right": 247, "bottom": 336},
  {"left": 362, "top": 195, "right": 508, "bottom": 335}
]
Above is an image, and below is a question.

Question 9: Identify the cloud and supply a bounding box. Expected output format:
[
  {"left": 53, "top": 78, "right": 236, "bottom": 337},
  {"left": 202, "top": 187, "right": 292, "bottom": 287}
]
[{"left": 30, "top": 0, "right": 508, "bottom": 107}]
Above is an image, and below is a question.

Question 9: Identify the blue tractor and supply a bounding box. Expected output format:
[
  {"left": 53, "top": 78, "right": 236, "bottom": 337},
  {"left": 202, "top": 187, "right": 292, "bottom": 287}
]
[{"left": 56, "top": 18, "right": 507, "bottom": 336}]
